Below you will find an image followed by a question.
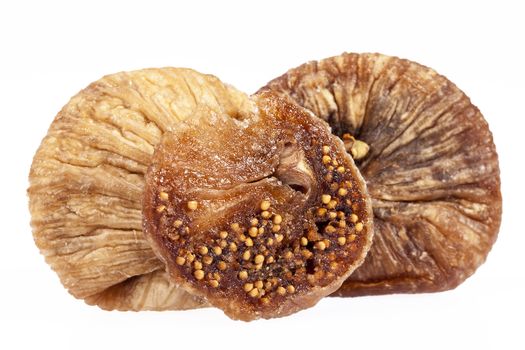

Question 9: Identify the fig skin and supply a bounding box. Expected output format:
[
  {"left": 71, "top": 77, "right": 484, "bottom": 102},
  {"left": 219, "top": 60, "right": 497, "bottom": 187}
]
[
  {"left": 260, "top": 52, "right": 502, "bottom": 296},
  {"left": 142, "top": 92, "right": 373, "bottom": 320},
  {"left": 28, "top": 68, "right": 249, "bottom": 310},
  {"left": 30, "top": 53, "right": 501, "bottom": 315}
]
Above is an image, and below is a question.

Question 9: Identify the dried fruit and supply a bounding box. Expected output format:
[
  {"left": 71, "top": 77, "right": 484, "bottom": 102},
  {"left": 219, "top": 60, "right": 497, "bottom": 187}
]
[
  {"left": 28, "top": 67, "right": 250, "bottom": 310},
  {"left": 30, "top": 53, "right": 501, "bottom": 318},
  {"left": 260, "top": 52, "right": 502, "bottom": 296},
  {"left": 142, "top": 92, "right": 373, "bottom": 320},
  {"left": 84, "top": 270, "right": 205, "bottom": 311}
]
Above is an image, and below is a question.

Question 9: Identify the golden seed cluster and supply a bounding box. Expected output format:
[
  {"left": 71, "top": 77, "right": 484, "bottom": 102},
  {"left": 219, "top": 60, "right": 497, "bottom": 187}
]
[
  {"left": 162, "top": 197, "right": 299, "bottom": 302},
  {"left": 299, "top": 144, "right": 366, "bottom": 256},
  {"left": 152, "top": 142, "right": 367, "bottom": 306}
]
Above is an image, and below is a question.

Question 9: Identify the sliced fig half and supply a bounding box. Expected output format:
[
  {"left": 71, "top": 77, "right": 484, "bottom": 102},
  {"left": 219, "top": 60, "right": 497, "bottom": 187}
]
[
  {"left": 260, "top": 52, "right": 502, "bottom": 296},
  {"left": 142, "top": 92, "right": 373, "bottom": 320}
]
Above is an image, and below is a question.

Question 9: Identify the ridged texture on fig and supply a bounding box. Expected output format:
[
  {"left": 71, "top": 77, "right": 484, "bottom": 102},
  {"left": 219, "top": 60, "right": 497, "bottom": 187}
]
[
  {"left": 28, "top": 68, "right": 250, "bottom": 310},
  {"left": 260, "top": 52, "right": 502, "bottom": 295},
  {"left": 142, "top": 92, "right": 373, "bottom": 320},
  {"left": 84, "top": 270, "right": 204, "bottom": 311}
]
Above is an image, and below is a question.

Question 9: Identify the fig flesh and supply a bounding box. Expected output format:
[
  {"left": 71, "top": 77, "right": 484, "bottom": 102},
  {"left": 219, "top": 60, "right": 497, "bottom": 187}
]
[{"left": 142, "top": 92, "right": 373, "bottom": 320}]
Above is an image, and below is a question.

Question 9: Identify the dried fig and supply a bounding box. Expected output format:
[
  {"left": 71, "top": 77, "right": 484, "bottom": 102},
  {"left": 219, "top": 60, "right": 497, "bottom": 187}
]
[
  {"left": 28, "top": 68, "right": 250, "bottom": 310},
  {"left": 142, "top": 92, "right": 373, "bottom": 320},
  {"left": 84, "top": 270, "right": 203, "bottom": 311},
  {"left": 260, "top": 52, "right": 502, "bottom": 296}
]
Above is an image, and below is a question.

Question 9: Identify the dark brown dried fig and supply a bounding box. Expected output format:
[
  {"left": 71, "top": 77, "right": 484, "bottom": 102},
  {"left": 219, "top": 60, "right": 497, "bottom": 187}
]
[
  {"left": 142, "top": 92, "right": 373, "bottom": 320},
  {"left": 260, "top": 52, "right": 502, "bottom": 296},
  {"left": 28, "top": 68, "right": 250, "bottom": 310}
]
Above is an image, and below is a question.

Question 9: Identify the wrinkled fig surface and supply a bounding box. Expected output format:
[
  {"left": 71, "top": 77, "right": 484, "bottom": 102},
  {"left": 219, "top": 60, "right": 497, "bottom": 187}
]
[
  {"left": 143, "top": 92, "right": 373, "bottom": 320},
  {"left": 29, "top": 53, "right": 502, "bottom": 316},
  {"left": 261, "top": 52, "right": 502, "bottom": 295},
  {"left": 28, "top": 68, "right": 251, "bottom": 310}
]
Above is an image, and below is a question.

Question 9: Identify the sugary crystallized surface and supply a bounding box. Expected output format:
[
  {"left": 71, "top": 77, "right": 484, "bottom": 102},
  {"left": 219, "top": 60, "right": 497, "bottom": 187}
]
[{"left": 143, "top": 92, "right": 372, "bottom": 320}]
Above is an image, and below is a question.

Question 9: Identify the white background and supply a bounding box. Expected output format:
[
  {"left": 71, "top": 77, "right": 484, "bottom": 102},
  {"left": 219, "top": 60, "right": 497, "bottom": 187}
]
[{"left": 1, "top": 1, "right": 523, "bottom": 349}]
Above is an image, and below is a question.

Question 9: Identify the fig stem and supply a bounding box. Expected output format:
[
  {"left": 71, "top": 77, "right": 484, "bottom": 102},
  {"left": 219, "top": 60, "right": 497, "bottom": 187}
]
[{"left": 342, "top": 133, "right": 369, "bottom": 160}]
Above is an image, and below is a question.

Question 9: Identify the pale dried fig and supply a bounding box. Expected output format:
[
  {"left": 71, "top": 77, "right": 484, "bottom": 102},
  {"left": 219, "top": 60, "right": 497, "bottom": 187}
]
[
  {"left": 28, "top": 68, "right": 250, "bottom": 310},
  {"left": 142, "top": 92, "right": 373, "bottom": 320},
  {"left": 260, "top": 52, "right": 502, "bottom": 295},
  {"left": 84, "top": 270, "right": 203, "bottom": 311}
]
